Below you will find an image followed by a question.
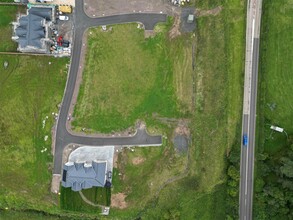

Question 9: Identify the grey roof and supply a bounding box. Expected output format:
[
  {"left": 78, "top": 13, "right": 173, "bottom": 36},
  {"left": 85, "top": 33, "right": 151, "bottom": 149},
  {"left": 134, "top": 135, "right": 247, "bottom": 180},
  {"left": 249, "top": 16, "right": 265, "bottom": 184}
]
[
  {"left": 62, "top": 161, "right": 107, "bottom": 191},
  {"left": 28, "top": 7, "right": 52, "bottom": 21},
  {"left": 13, "top": 7, "right": 52, "bottom": 49}
]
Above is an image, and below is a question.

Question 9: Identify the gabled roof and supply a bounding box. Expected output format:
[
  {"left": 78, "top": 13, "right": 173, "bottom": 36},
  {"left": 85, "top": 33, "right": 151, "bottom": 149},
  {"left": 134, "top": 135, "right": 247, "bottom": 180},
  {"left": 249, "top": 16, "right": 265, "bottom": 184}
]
[
  {"left": 28, "top": 7, "right": 52, "bottom": 21},
  {"left": 13, "top": 7, "right": 52, "bottom": 50},
  {"left": 62, "top": 161, "right": 107, "bottom": 191}
]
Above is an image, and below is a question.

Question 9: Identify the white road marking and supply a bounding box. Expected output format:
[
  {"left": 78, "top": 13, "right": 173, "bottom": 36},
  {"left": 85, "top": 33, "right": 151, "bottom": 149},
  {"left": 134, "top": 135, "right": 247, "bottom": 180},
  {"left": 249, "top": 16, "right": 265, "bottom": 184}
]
[{"left": 245, "top": 18, "right": 255, "bottom": 196}]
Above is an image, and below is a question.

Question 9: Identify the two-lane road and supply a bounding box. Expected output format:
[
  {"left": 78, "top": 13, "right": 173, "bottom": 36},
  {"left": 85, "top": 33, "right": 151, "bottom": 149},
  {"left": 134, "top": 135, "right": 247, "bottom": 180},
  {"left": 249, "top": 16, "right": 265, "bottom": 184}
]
[{"left": 239, "top": 0, "right": 262, "bottom": 219}]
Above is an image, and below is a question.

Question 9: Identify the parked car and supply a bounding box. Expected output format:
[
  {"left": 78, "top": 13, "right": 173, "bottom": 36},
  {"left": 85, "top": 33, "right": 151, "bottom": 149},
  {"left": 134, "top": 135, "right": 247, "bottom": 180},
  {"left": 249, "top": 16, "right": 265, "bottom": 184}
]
[
  {"left": 243, "top": 134, "right": 248, "bottom": 146},
  {"left": 62, "top": 40, "right": 70, "bottom": 47},
  {"left": 107, "top": 171, "right": 112, "bottom": 179},
  {"left": 59, "top": 15, "right": 69, "bottom": 21}
]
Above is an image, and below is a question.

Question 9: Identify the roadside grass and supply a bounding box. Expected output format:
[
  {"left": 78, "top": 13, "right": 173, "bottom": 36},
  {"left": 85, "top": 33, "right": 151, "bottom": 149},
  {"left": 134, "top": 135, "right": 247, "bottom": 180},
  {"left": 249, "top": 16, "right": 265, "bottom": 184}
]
[
  {"left": 190, "top": 0, "right": 245, "bottom": 192},
  {"left": 0, "top": 6, "right": 25, "bottom": 52},
  {"left": 258, "top": 0, "right": 293, "bottom": 155},
  {"left": 73, "top": 22, "right": 187, "bottom": 133},
  {"left": 0, "top": 55, "right": 69, "bottom": 211}
]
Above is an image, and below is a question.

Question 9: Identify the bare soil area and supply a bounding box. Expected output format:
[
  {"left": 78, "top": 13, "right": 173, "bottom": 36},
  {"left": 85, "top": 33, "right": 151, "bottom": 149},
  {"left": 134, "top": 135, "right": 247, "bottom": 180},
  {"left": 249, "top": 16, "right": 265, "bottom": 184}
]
[
  {"left": 169, "top": 16, "right": 181, "bottom": 39},
  {"left": 196, "top": 6, "right": 222, "bottom": 17},
  {"left": 132, "top": 156, "right": 145, "bottom": 165},
  {"left": 83, "top": 0, "right": 180, "bottom": 17},
  {"left": 111, "top": 193, "right": 128, "bottom": 209}
]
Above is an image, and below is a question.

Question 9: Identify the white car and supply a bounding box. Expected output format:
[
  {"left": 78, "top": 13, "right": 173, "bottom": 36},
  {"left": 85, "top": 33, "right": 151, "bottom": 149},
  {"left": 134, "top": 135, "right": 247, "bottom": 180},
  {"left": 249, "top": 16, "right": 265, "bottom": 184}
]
[{"left": 59, "top": 15, "right": 69, "bottom": 21}]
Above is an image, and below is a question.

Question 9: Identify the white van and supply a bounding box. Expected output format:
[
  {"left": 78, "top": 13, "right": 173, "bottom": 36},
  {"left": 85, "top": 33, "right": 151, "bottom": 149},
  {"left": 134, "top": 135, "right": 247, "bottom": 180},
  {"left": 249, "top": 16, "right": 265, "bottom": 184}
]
[{"left": 59, "top": 15, "right": 69, "bottom": 21}]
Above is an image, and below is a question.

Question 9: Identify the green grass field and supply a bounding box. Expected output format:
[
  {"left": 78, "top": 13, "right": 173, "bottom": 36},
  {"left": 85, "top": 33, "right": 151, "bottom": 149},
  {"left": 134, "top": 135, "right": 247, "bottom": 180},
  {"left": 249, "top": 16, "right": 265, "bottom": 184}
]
[
  {"left": 258, "top": 0, "right": 293, "bottom": 155},
  {"left": 0, "top": 0, "right": 246, "bottom": 218},
  {"left": 71, "top": 0, "right": 245, "bottom": 218},
  {"left": 0, "top": 55, "right": 68, "bottom": 212},
  {"left": 0, "top": 6, "right": 25, "bottom": 52},
  {"left": 73, "top": 22, "right": 187, "bottom": 133}
]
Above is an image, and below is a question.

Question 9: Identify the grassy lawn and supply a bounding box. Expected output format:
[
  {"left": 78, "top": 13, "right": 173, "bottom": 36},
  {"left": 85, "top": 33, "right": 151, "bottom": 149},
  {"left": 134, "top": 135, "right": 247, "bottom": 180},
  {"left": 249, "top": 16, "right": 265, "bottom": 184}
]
[
  {"left": 258, "top": 0, "right": 293, "bottom": 155},
  {"left": 0, "top": 6, "right": 25, "bottom": 52},
  {"left": 60, "top": 187, "right": 110, "bottom": 212},
  {"left": 70, "top": 0, "right": 245, "bottom": 218},
  {"left": 0, "top": 55, "right": 69, "bottom": 212},
  {"left": 72, "top": 22, "right": 189, "bottom": 133}
]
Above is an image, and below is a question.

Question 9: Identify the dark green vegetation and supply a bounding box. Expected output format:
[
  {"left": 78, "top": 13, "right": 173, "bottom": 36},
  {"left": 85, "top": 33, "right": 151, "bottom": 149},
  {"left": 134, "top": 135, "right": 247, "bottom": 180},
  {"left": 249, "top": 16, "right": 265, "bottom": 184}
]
[
  {"left": 71, "top": 0, "right": 246, "bottom": 218},
  {"left": 0, "top": 55, "right": 68, "bottom": 212},
  {"left": 0, "top": 6, "right": 24, "bottom": 52},
  {"left": 0, "top": 210, "right": 67, "bottom": 220},
  {"left": 254, "top": 0, "right": 293, "bottom": 219},
  {"left": 61, "top": 186, "right": 110, "bottom": 212}
]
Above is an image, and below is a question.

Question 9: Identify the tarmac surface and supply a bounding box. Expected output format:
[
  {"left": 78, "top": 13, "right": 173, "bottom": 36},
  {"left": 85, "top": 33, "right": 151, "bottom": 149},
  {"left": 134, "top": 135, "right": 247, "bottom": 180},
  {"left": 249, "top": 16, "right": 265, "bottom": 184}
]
[
  {"left": 239, "top": 0, "right": 262, "bottom": 219},
  {"left": 53, "top": 0, "right": 166, "bottom": 175}
]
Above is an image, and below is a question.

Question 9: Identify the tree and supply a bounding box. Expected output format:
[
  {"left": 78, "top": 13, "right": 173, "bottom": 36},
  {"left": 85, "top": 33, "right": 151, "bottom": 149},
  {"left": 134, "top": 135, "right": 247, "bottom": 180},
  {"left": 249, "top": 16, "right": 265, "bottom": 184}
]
[
  {"left": 228, "top": 166, "right": 239, "bottom": 181},
  {"left": 280, "top": 157, "right": 293, "bottom": 178}
]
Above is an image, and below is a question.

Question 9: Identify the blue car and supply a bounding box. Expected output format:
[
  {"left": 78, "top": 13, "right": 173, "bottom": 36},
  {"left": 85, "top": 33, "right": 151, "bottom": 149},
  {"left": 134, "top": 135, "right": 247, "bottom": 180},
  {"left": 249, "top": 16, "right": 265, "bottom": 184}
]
[{"left": 243, "top": 135, "right": 248, "bottom": 146}]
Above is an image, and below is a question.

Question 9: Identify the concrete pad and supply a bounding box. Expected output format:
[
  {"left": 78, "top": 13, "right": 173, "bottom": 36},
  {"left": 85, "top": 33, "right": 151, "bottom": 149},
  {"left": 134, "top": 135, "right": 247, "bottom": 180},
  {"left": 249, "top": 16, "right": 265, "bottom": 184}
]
[{"left": 69, "top": 146, "right": 114, "bottom": 172}]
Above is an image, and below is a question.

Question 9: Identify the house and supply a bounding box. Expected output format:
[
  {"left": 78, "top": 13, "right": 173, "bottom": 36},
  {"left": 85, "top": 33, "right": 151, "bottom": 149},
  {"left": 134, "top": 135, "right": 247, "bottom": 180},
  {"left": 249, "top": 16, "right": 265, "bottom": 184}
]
[
  {"left": 62, "top": 161, "right": 108, "bottom": 191},
  {"left": 11, "top": 6, "right": 56, "bottom": 53}
]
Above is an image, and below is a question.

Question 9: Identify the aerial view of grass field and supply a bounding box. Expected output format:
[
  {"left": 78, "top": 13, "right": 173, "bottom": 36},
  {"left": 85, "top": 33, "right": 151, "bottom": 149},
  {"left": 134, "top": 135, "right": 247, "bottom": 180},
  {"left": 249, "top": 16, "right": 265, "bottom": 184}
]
[
  {"left": 67, "top": 0, "right": 246, "bottom": 218},
  {"left": 0, "top": 55, "right": 68, "bottom": 212},
  {"left": 0, "top": 0, "right": 255, "bottom": 218}
]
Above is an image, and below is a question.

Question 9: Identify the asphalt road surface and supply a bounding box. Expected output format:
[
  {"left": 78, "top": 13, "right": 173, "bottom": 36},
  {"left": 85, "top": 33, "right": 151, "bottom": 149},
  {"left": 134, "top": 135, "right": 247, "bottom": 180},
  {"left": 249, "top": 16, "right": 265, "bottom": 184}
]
[
  {"left": 239, "top": 0, "right": 262, "bottom": 219},
  {"left": 53, "top": 0, "right": 166, "bottom": 174}
]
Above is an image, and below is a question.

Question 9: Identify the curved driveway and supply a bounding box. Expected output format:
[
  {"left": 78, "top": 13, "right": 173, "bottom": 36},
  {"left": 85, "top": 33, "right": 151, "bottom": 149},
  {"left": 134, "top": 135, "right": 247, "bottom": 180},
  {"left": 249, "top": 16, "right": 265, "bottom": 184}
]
[{"left": 53, "top": 0, "right": 166, "bottom": 174}]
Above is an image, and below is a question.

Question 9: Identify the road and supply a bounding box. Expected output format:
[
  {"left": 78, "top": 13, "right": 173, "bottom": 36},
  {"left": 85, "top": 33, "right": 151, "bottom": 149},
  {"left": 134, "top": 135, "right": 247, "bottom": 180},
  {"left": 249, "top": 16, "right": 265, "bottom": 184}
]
[
  {"left": 239, "top": 0, "right": 262, "bottom": 219},
  {"left": 53, "top": 0, "right": 166, "bottom": 175}
]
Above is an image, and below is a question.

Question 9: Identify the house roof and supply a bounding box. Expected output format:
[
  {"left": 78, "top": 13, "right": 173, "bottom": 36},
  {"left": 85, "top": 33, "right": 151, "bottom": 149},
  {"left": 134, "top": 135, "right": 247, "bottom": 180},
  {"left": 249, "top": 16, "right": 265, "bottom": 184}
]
[
  {"left": 62, "top": 161, "right": 107, "bottom": 191},
  {"left": 13, "top": 7, "right": 52, "bottom": 49}
]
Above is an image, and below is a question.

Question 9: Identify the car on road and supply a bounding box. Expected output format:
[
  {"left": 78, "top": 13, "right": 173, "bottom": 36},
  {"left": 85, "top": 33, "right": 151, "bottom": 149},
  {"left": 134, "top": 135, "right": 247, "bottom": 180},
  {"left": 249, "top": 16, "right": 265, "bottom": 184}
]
[
  {"left": 59, "top": 15, "right": 69, "bottom": 21},
  {"left": 243, "top": 134, "right": 248, "bottom": 146}
]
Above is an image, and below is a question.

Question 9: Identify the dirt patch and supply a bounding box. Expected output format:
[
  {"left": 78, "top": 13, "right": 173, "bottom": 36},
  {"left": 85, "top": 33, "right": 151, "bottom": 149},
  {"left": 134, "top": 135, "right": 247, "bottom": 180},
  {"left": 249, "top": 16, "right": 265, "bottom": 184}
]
[
  {"left": 173, "top": 120, "right": 190, "bottom": 153},
  {"left": 113, "top": 152, "right": 119, "bottom": 168},
  {"left": 83, "top": 0, "right": 179, "bottom": 18},
  {"left": 111, "top": 193, "right": 128, "bottom": 209},
  {"left": 175, "top": 120, "right": 190, "bottom": 137},
  {"left": 169, "top": 16, "right": 181, "bottom": 39},
  {"left": 196, "top": 6, "right": 222, "bottom": 17},
  {"left": 132, "top": 157, "right": 145, "bottom": 165},
  {"left": 51, "top": 174, "right": 61, "bottom": 194}
]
